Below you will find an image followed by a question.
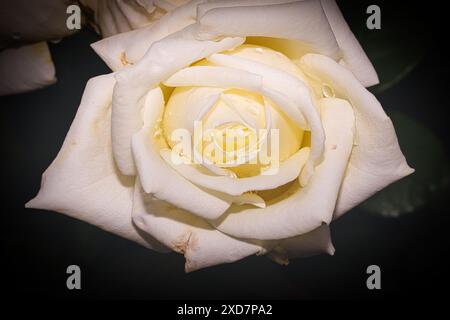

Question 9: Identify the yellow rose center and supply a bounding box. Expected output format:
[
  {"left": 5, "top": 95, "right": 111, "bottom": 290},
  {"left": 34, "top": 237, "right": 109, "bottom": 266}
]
[{"left": 162, "top": 44, "right": 307, "bottom": 178}]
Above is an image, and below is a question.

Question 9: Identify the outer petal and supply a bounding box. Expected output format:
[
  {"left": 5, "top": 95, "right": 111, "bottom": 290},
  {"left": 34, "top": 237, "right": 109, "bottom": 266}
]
[
  {"left": 0, "top": 42, "right": 56, "bottom": 96},
  {"left": 132, "top": 179, "right": 267, "bottom": 272},
  {"left": 196, "top": 0, "right": 378, "bottom": 86},
  {"left": 26, "top": 74, "right": 168, "bottom": 252},
  {"left": 268, "top": 225, "right": 335, "bottom": 265},
  {"left": 212, "top": 97, "right": 355, "bottom": 240},
  {"left": 194, "top": 0, "right": 340, "bottom": 60},
  {"left": 320, "top": 0, "right": 379, "bottom": 86},
  {"left": 91, "top": 0, "right": 204, "bottom": 71},
  {"left": 92, "top": 0, "right": 378, "bottom": 89},
  {"left": 299, "top": 54, "right": 413, "bottom": 218}
]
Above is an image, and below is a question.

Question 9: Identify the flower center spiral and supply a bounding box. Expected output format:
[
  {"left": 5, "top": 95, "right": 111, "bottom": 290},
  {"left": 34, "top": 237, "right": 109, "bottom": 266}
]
[
  {"left": 162, "top": 44, "right": 306, "bottom": 178},
  {"left": 210, "top": 123, "right": 256, "bottom": 162}
]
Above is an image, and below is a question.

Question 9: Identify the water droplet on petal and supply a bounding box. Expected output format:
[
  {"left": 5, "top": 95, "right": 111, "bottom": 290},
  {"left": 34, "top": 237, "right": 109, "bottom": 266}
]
[
  {"left": 153, "top": 129, "right": 162, "bottom": 138},
  {"left": 322, "top": 83, "right": 335, "bottom": 98}
]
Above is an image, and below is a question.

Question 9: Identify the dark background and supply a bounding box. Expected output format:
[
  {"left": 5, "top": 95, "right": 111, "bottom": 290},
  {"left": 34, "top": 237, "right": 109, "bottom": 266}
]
[{"left": 1, "top": 1, "right": 449, "bottom": 300}]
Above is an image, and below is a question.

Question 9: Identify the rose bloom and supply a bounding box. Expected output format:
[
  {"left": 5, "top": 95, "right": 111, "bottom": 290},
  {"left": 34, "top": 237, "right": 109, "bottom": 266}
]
[{"left": 27, "top": 0, "right": 413, "bottom": 272}]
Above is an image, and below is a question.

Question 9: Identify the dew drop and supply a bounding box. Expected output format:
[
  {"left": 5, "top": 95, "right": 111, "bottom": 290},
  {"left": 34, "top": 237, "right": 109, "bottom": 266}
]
[
  {"left": 153, "top": 129, "right": 162, "bottom": 138},
  {"left": 321, "top": 83, "right": 335, "bottom": 98}
]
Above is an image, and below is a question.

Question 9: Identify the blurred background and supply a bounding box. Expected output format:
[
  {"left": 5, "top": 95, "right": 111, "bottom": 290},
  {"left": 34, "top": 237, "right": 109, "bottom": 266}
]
[{"left": 1, "top": 0, "right": 449, "bottom": 299}]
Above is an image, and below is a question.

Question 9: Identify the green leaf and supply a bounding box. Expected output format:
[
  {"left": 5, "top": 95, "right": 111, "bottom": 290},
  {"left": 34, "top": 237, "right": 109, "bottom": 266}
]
[{"left": 359, "top": 111, "right": 450, "bottom": 217}]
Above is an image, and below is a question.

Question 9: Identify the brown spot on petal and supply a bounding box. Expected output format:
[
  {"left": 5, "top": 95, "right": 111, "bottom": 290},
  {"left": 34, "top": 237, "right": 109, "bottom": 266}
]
[
  {"left": 172, "top": 231, "right": 198, "bottom": 254},
  {"left": 331, "top": 144, "right": 337, "bottom": 150},
  {"left": 120, "top": 51, "right": 133, "bottom": 66}
]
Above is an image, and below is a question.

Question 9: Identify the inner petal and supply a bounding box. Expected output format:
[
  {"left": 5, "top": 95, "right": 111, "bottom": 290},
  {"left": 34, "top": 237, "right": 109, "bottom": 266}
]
[
  {"left": 163, "top": 85, "right": 303, "bottom": 177},
  {"left": 162, "top": 45, "right": 310, "bottom": 178}
]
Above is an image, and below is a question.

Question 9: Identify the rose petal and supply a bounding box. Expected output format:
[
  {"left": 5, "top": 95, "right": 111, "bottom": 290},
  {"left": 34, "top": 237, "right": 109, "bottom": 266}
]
[
  {"left": 212, "top": 97, "right": 355, "bottom": 240},
  {"left": 229, "top": 192, "right": 266, "bottom": 209},
  {"left": 268, "top": 225, "right": 334, "bottom": 265},
  {"left": 196, "top": 0, "right": 297, "bottom": 17},
  {"left": 132, "top": 179, "right": 267, "bottom": 272},
  {"left": 0, "top": 42, "right": 56, "bottom": 96},
  {"left": 26, "top": 74, "right": 168, "bottom": 252},
  {"left": 164, "top": 65, "right": 262, "bottom": 92},
  {"left": 320, "top": 0, "right": 379, "bottom": 87},
  {"left": 194, "top": 0, "right": 339, "bottom": 59},
  {"left": 298, "top": 54, "right": 414, "bottom": 218},
  {"left": 159, "top": 147, "right": 310, "bottom": 196},
  {"left": 91, "top": 0, "right": 204, "bottom": 71},
  {"left": 131, "top": 87, "right": 231, "bottom": 220},
  {"left": 197, "top": 0, "right": 378, "bottom": 86}
]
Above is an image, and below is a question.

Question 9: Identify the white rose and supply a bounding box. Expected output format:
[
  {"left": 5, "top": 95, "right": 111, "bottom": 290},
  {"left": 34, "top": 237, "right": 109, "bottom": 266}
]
[{"left": 27, "top": 0, "right": 413, "bottom": 272}]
